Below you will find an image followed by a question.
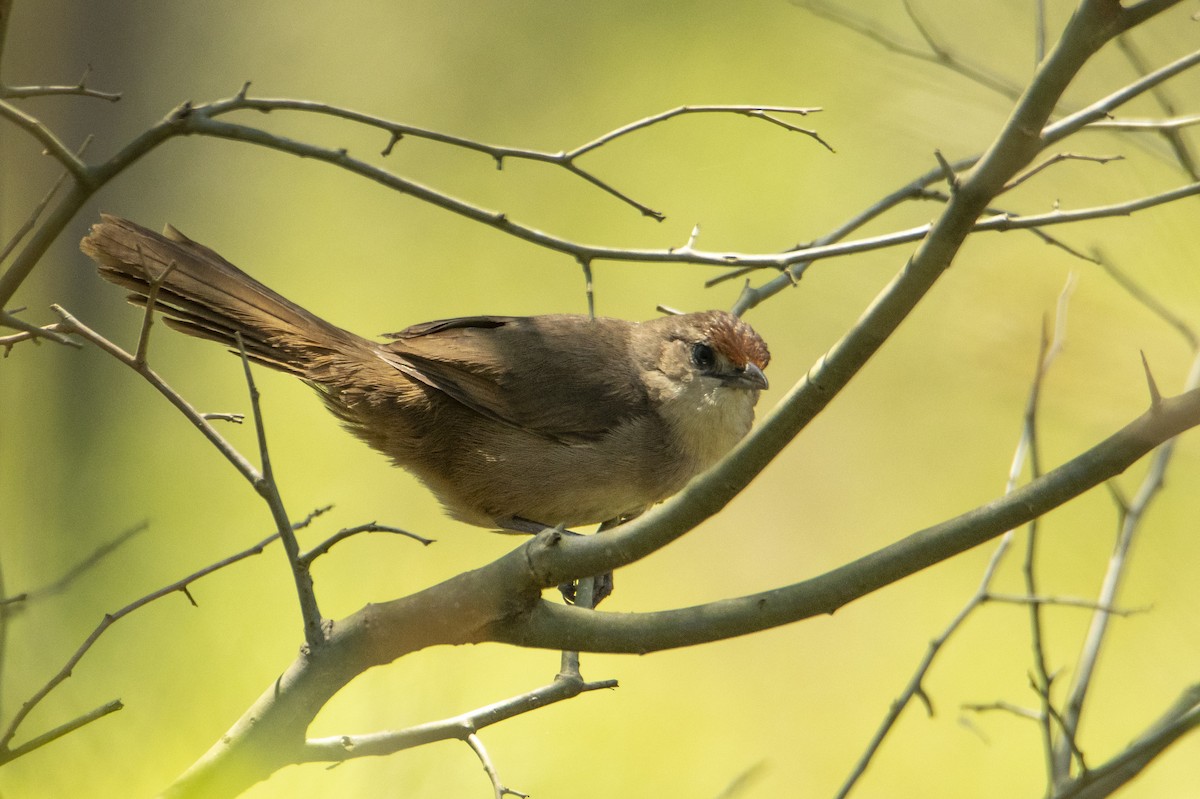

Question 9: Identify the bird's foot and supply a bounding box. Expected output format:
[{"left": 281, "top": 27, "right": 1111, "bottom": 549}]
[{"left": 496, "top": 517, "right": 615, "bottom": 606}]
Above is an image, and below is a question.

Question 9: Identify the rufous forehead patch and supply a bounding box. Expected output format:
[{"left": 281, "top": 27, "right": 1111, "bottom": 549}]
[{"left": 706, "top": 314, "right": 770, "bottom": 369}]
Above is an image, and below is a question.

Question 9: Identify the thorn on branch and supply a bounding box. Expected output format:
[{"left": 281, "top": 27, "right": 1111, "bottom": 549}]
[
  {"left": 1140, "top": 350, "right": 1163, "bottom": 410},
  {"left": 201, "top": 412, "right": 246, "bottom": 424},
  {"left": 382, "top": 130, "right": 402, "bottom": 156},
  {"left": 579, "top": 257, "right": 596, "bottom": 320},
  {"left": 934, "top": 150, "right": 959, "bottom": 192},
  {"left": 704, "top": 265, "right": 756, "bottom": 289},
  {"left": 962, "top": 700, "right": 1042, "bottom": 721},
  {"left": 915, "top": 684, "right": 935, "bottom": 717}
]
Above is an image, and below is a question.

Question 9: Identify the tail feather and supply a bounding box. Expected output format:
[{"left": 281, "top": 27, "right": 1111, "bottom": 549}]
[{"left": 81, "top": 214, "right": 364, "bottom": 378}]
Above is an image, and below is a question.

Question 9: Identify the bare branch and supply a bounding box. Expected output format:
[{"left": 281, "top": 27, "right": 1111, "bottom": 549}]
[
  {"left": 0, "top": 525, "right": 287, "bottom": 757},
  {"left": 1052, "top": 685, "right": 1200, "bottom": 799},
  {"left": 0, "top": 700, "right": 123, "bottom": 765},
  {"left": 984, "top": 593, "right": 1143, "bottom": 616},
  {"left": 0, "top": 98, "right": 90, "bottom": 182},
  {"left": 835, "top": 277, "right": 1073, "bottom": 798},
  {"left": 1116, "top": 32, "right": 1199, "bottom": 179},
  {"left": 200, "top": 412, "right": 245, "bottom": 424},
  {"left": 1, "top": 65, "right": 122, "bottom": 102},
  {"left": 793, "top": 0, "right": 1022, "bottom": 100},
  {"left": 232, "top": 333, "right": 325, "bottom": 649},
  {"left": 0, "top": 135, "right": 92, "bottom": 265},
  {"left": 300, "top": 673, "right": 617, "bottom": 763},
  {"left": 219, "top": 94, "right": 822, "bottom": 220},
  {"left": 134, "top": 259, "right": 177, "bottom": 366},
  {"left": 0, "top": 319, "right": 77, "bottom": 353},
  {"left": 1092, "top": 248, "right": 1198, "bottom": 350},
  {"left": 565, "top": 104, "right": 823, "bottom": 157},
  {"left": 466, "top": 733, "right": 528, "bottom": 799},
  {"left": 1045, "top": 46, "right": 1200, "bottom": 145},
  {"left": 1091, "top": 113, "right": 1200, "bottom": 133},
  {"left": 1003, "top": 152, "right": 1123, "bottom": 193},
  {"left": 1053, "top": 348, "right": 1200, "bottom": 775},
  {"left": 49, "top": 305, "right": 261, "bottom": 483},
  {"left": 1022, "top": 276, "right": 1077, "bottom": 781},
  {"left": 963, "top": 700, "right": 1042, "bottom": 721},
  {"left": 19, "top": 521, "right": 148, "bottom": 602},
  {"left": 299, "top": 523, "right": 433, "bottom": 566}
]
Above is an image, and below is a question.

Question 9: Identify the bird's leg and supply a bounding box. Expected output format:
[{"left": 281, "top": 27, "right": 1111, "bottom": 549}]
[
  {"left": 494, "top": 516, "right": 561, "bottom": 535},
  {"left": 496, "top": 515, "right": 628, "bottom": 605}
]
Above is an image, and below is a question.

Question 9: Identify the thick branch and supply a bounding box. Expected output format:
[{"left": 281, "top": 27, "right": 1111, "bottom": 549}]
[
  {"left": 497, "top": 386, "right": 1200, "bottom": 652},
  {"left": 162, "top": 381, "right": 1200, "bottom": 799}
]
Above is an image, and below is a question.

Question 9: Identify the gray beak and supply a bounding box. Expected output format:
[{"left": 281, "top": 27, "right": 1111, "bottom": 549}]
[{"left": 726, "top": 362, "right": 768, "bottom": 390}]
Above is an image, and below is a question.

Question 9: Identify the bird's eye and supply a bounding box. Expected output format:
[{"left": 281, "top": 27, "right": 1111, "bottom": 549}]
[{"left": 691, "top": 342, "right": 717, "bottom": 370}]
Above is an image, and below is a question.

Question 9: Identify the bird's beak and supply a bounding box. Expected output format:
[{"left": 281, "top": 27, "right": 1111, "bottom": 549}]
[{"left": 724, "top": 362, "right": 768, "bottom": 391}]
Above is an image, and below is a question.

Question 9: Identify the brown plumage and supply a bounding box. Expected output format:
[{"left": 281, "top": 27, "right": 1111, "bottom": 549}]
[{"left": 81, "top": 214, "right": 770, "bottom": 531}]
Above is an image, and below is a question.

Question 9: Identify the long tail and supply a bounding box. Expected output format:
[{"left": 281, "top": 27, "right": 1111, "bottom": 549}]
[{"left": 80, "top": 214, "right": 368, "bottom": 378}]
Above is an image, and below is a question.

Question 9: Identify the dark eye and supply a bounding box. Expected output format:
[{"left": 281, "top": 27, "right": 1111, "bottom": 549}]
[{"left": 691, "top": 342, "right": 716, "bottom": 370}]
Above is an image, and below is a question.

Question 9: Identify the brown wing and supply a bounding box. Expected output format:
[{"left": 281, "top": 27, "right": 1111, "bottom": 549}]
[{"left": 378, "top": 315, "right": 650, "bottom": 443}]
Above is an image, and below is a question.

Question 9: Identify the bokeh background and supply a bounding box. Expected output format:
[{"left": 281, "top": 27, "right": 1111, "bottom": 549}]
[{"left": 3, "top": 1, "right": 1200, "bottom": 797}]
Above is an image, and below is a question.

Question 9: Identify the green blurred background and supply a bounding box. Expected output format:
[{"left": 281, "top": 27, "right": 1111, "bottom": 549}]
[{"left": 3, "top": 1, "right": 1200, "bottom": 797}]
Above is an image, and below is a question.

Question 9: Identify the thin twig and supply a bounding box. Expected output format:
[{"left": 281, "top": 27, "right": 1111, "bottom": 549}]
[
  {"left": 232, "top": 333, "right": 325, "bottom": 649},
  {"left": 466, "top": 733, "right": 528, "bottom": 799},
  {"left": 566, "top": 104, "right": 823, "bottom": 157},
  {"left": 0, "top": 321, "right": 77, "bottom": 354},
  {"left": 732, "top": 178, "right": 1200, "bottom": 312},
  {"left": 221, "top": 94, "right": 823, "bottom": 220},
  {"left": 1003, "top": 153, "right": 1123, "bottom": 193},
  {"left": 1092, "top": 248, "right": 1197, "bottom": 349},
  {"left": 985, "top": 593, "right": 1142, "bottom": 616},
  {"left": 303, "top": 672, "right": 618, "bottom": 762},
  {"left": 49, "top": 305, "right": 261, "bottom": 483},
  {"left": 1024, "top": 275, "right": 1076, "bottom": 783},
  {"left": 1115, "top": 34, "right": 1198, "bottom": 179},
  {"left": 200, "top": 412, "right": 245, "bottom": 423},
  {"left": 796, "top": 0, "right": 1023, "bottom": 100},
  {"left": 0, "top": 700, "right": 123, "bottom": 764},
  {"left": 1044, "top": 46, "right": 1200, "bottom": 145},
  {"left": 836, "top": 275, "right": 1074, "bottom": 798},
  {"left": 0, "top": 135, "right": 92, "bottom": 265},
  {"left": 1090, "top": 113, "right": 1200, "bottom": 133},
  {"left": 19, "top": 521, "right": 149, "bottom": 602},
  {"left": 0, "top": 98, "right": 90, "bottom": 182},
  {"left": 963, "top": 700, "right": 1042, "bottom": 721},
  {"left": 299, "top": 523, "right": 433, "bottom": 566},
  {"left": 1, "top": 65, "right": 122, "bottom": 102},
  {"left": 0, "top": 523, "right": 292, "bottom": 757},
  {"left": 1053, "top": 347, "right": 1200, "bottom": 776},
  {"left": 134, "top": 259, "right": 177, "bottom": 366}
]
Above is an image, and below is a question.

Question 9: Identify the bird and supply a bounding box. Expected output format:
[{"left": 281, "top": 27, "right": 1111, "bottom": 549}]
[{"left": 80, "top": 215, "right": 770, "bottom": 597}]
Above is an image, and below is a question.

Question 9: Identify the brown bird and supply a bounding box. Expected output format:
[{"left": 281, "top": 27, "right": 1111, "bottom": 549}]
[{"left": 80, "top": 214, "right": 769, "bottom": 555}]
